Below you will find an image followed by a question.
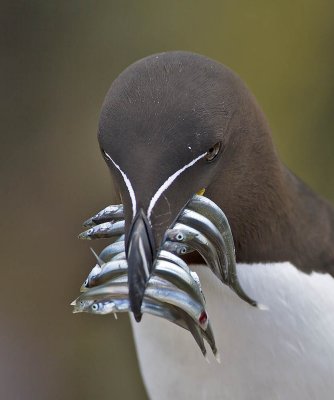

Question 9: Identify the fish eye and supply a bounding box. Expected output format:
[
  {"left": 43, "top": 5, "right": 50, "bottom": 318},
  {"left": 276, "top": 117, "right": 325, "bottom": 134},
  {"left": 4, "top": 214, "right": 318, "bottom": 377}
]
[
  {"left": 205, "top": 142, "right": 221, "bottom": 162},
  {"left": 176, "top": 233, "right": 184, "bottom": 241},
  {"left": 92, "top": 303, "right": 99, "bottom": 311}
]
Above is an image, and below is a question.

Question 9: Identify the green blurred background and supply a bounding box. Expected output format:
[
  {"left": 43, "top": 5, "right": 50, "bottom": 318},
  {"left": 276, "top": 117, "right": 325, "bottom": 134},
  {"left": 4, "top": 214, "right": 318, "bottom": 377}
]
[{"left": 1, "top": 1, "right": 333, "bottom": 399}]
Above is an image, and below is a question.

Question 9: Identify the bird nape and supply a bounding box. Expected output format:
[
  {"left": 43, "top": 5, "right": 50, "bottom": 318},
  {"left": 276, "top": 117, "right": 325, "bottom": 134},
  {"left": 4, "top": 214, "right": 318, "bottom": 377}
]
[{"left": 72, "top": 51, "right": 334, "bottom": 400}]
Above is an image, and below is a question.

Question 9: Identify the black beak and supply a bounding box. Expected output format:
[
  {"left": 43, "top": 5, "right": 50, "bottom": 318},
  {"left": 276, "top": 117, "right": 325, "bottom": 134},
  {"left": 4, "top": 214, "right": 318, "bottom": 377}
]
[{"left": 126, "top": 209, "right": 156, "bottom": 321}]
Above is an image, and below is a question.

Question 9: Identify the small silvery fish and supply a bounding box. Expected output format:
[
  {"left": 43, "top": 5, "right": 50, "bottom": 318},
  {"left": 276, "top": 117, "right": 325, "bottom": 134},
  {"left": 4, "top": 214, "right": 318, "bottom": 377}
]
[
  {"left": 84, "top": 254, "right": 204, "bottom": 307},
  {"left": 73, "top": 296, "right": 216, "bottom": 357},
  {"left": 71, "top": 298, "right": 95, "bottom": 313},
  {"left": 81, "top": 259, "right": 128, "bottom": 291},
  {"left": 166, "top": 223, "right": 222, "bottom": 279},
  {"left": 111, "top": 251, "right": 126, "bottom": 260},
  {"left": 99, "top": 241, "right": 125, "bottom": 262},
  {"left": 80, "top": 196, "right": 250, "bottom": 303},
  {"left": 178, "top": 209, "right": 228, "bottom": 281},
  {"left": 76, "top": 194, "right": 258, "bottom": 358},
  {"left": 157, "top": 250, "right": 191, "bottom": 273},
  {"left": 162, "top": 240, "right": 193, "bottom": 256},
  {"left": 179, "top": 209, "right": 257, "bottom": 307},
  {"left": 77, "top": 277, "right": 209, "bottom": 330},
  {"left": 153, "top": 259, "right": 205, "bottom": 305},
  {"left": 187, "top": 195, "right": 235, "bottom": 256},
  {"left": 83, "top": 204, "right": 124, "bottom": 227},
  {"left": 78, "top": 220, "right": 125, "bottom": 240},
  {"left": 80, "top": 264, "right": 101, "bottom": 292}
]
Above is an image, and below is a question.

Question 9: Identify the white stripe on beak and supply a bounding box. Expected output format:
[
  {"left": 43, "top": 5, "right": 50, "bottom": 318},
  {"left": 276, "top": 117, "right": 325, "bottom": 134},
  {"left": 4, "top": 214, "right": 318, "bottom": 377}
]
[{"left": 104, "top": 152, "right": 137, "bottom": 219}]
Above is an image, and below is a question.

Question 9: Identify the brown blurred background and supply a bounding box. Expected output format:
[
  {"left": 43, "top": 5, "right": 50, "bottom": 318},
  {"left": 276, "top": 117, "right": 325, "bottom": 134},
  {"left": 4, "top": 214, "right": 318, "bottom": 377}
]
[{"left": 1, "top": 1, "right": 333, "bottom": 399}]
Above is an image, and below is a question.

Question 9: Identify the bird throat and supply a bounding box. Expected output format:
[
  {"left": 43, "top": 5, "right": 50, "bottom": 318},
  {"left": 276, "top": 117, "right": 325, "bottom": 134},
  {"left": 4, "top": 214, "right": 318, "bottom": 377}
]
[{"left": 207, "top": 152, "right": 334, "bottom": 277}]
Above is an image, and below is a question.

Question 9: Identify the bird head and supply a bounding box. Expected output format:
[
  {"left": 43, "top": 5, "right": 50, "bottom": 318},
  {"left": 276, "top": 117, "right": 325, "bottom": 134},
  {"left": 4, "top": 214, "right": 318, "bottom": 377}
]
[{"left": 97, "top": 51, "right": 259, "bottom": 320}]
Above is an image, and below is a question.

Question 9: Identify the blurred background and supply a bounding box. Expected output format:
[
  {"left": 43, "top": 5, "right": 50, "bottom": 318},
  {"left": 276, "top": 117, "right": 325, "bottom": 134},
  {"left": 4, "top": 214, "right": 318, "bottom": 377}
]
[{"left": 1, "top": 1, "right": 333, "bottom": 399}]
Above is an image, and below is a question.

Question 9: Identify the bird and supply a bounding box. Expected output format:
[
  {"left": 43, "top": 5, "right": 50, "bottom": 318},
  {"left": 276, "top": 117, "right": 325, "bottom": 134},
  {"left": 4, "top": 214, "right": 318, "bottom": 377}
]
[{"left": 97, "top": 51, "right": 334, "bottom": 399}]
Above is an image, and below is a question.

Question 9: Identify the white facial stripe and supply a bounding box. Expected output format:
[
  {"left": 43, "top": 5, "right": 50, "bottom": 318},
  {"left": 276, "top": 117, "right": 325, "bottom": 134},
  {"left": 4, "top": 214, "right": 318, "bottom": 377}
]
[
  {"left": 147, "top": 152, "right": 207, "bottom": 222},
  {"left": 138, "top": 236, "right": 150, "bottom": 278},
  {"left": 104, "top": 152, "right": 137, "bottom": 219}
]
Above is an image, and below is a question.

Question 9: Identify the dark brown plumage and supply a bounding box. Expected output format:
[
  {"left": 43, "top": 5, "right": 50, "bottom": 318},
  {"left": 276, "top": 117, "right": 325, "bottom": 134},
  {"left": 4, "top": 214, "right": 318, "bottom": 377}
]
[{"left": 98, "top": 51, "right": 334, "bottom": 278}]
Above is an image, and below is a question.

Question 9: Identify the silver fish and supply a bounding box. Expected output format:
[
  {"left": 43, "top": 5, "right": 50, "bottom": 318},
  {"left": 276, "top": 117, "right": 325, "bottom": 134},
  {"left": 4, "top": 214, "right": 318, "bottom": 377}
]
[
  {"left": 110, "top": 251, "right": 126, "bottom": 260},
  {"left": 77, "top": 296, "right": 191, "bottom": 330},
  {"left": 99, "top": 241, "right": 125, "bottom": 262},
  {"left": 115, "top": 234, "right": 125, "bottom": 242},
  {"left": 189, "top": 270, "right": 206, "bottom": 303},
  {"left": 201, "top": 320, "right": 218, "bottom": 358},
  {"left": 155, "top": 260, "right": 205, "bottom": 302},
  {"left": 153, "top": 259, "right": 205, "bottom": 305},
  {"left": 78, "top": 297, "right": 212, "bottom": 357},
  {"left": 178, "top": 209, "right": 228, "bottom": 280},
  {"left": 83, "top": 204, "right": 124, "bottom": 227},
  {"left": 187, "top": 195, "right": 258, "bottom": 304},
  {"left": 84, "top": 245, "right": 193, "bottom": 291},
  {"left": 79, "top": 247, "right": 106, "bottom": 292},
  {"left": 187, "top": 195, "right": 235, "bottom": 255},
  {"left": 83, "top": 195, "right": 232, "bottom": 252},
  {"left": 77, "top": 277, "right": 209, "bottom": 330},
  {"left": 72, "top": 298, "right": 95, "bottom": 313},
  {"left": 86, "top": 300, "right": 117, "bottom": 315},
  {"left": 84, "top": 257, "right": 204, "bottom": 307},
  {"left": 166, "top": 223, "right": 222, "bottom": 279},
  {"left": 80, "top": 197, "right": 257, "bottom": 306},
  {"left": 162, "top": 240, "right": 193, "bottom": 256},
  {"left": 81, "top": 264, "right": 101, "bottom": 292},
  {"left": 80, "top": 258, "right": 128, "bottom": 291},
  {"left": 157, "top": 250, "right": 191, "bottom": 273},
  {"left": 78, "top": 220, "right": 125, "bottom": 240},
  {"left": 73, "top": 295, "right": 217, "bottom": 357}
]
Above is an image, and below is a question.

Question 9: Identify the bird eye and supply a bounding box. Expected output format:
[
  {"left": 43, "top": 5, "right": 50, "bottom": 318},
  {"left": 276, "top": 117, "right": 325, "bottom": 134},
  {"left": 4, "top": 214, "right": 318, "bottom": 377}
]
[
  {"left": 101, "top": 148, "right": 111, "bottom": 162},
  {"left": 181, "top": 247, "right": 187, "bottom": 254},
  {"left": 92, "top": 304, "right": 99, "bottom": 311},
  {"left": 84, "top": 279, "right": 88, "bottom": 287},
  {"left": 205, "top": 142, "right": 221, "bottom": 162}
]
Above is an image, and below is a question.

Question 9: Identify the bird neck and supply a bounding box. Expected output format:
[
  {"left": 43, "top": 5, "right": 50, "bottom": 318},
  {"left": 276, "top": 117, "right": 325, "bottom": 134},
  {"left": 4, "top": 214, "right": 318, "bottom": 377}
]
[
  {"left": 208, "top": 94, "right": 334, "bottom": 275},
  {"left": 276, "top": 168, "right": 334, "bottom": 274},
  {"left": 235, "top": 158, "right": 334, "bottom": 275}
]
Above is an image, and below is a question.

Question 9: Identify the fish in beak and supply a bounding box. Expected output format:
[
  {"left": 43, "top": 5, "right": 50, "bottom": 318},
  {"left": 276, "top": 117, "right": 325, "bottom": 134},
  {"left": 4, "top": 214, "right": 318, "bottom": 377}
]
[{"left": 126, "top": 208, "right": 156, "bottom": 321}]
